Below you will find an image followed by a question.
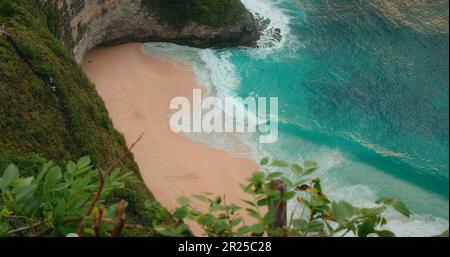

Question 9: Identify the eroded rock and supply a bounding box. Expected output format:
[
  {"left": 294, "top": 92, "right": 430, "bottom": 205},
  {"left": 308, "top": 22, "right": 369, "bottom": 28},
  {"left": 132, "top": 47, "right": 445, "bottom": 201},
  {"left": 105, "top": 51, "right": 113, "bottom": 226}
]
[{"left": 38, "top": 0, "right": 260, "bottom": 63}]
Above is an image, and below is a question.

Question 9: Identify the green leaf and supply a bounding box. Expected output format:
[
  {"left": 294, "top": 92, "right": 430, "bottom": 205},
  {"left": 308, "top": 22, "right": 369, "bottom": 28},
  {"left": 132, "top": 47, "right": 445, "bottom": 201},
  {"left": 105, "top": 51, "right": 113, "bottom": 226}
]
[
  {"left": 53, "top": 182, "right": 70, "bottom": 192},
  {"left": 144, "top": 200, "right": 158, "bottom": 210},
  {"left": 391, "top": 200, "right": 410, "bottom": 218},
  {"left": 271, "top": 160, "right": 289, "bottom": 168},
  {"left": 242, "top": 200, "right": 256, "bottom": 207},
  {"left": 257, "top": 198, "right": 269, "bottom": 207},
  {"left": 77, "top": 156, "right": 91, "bottom": 169},
  {"left": 36, "top": 161, "right": 53, "bottom": 183},
  {"left": 263, "top": 212, "right": 275, "bottom": 225},
  {"left": 176, "top": 224, "right": 189, "bottom": 235},
  {"left": 376, "top": 230, "right": 396, "bottom": 237},
  {"left": 106, "top": 203, "right": 121, "bottom": 218},
  {"left": 17, "top": 177, "right": 33, "bottom": 187},
  {"left": 197, "top": 214, "right": 215, "bottom": 226},
  {"left": 252, "top": 171, "right": 266, "bottom": 181},
  {"left": 109, "top": 169, "right": 121, "bottom": 181},
  {"left": 360, "top": 206, "right": 387, "bottom": 216},
  {"left": 267, "top": 189, "right": 281, "bottom": 200},
  {"left": 0, "top": 222, "right": 10, "bottom": 236},
  {"left": 246, "top": 208, "right": 261, "bottom": 219},
  {"left": 154, "top": 226, "right": 180, "bottom": 237},
  {"left": 282, "top": 191, "right": 297, "bottom": 201},
  {"left": 358, "top": 219, "right": 375, "bottom": 237},
  {"left": 303, "top": 161, "right": 317, "bottom": 167},
  {"left": 177, "top": 197, "right": 190, "bottom": 207},
  {"left": 260, "top": 157, "right": 270, "bottom": 166},
  {"left": 192, "top": 194, "right": 209, "bottom": 202},
  {"left": 1, "top": 164, "right": 19, "bottom": 190},
  {"left": 66, "top": 161, "right": 77, "bottom": 174},
  {"left": 250, "top": 224, "right": 265, "bottom": 235},
  {"left": 375, "top": 197, "right": 393, "bottom": 205},
  {"left": 58, "top": 225, "right": 76, "bottom": 236},
  {"left": 298, "top": 197, "right": 312, "bottom": 209},
  {"left": 332, "top": 201, "right": 357, "bottom": 224},
  {"left": 302, "top": 167, "right": 318, "bottom": 177},
  {"left": 209, "top": 203, "right": 222, "bottom": 213},
  {"left": 173, "top": 208, "right": 187, "bottom": 219},
  {"left": 377, "top": 198, "right": 410, "bottom": 217},
  {"left": 53, "top": 200, "right": 65, "bottom": 225},
  {"left": 306, "top": 220, "right": 324, "bottom": 233},
  {"left": 236, "top": 226, "right": 251, "bottom": 236},
  {"left": 45, "top": 166, "right": 62, "bottom": 189},
  {"left": 239, "top": 183, "right": 253, "bottom": 194},
  {"left": 14, "top": 184, "right": 37, "bottom": 202},
  {"left": 291, "top": 219, "right": 307, "bottom": 230},
  {"left": 63, "top": 171, "right": 74, "bottom": 183},
  {"left": 267, "top": 172, "right": 284, "bottom": 179},
  {"left": 231, "top": 217, "right": 243, "bottom": 227},
  {"left": 214, "top": 220, "right": 228, "bottom": 234},
  {"left": 290, "top": 164, "right": 303, "bottom": 177}
]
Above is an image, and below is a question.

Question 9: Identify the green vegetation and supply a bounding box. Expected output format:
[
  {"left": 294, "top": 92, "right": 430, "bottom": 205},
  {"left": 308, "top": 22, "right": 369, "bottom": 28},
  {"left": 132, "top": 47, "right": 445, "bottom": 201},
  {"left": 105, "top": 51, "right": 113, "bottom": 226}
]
[
  {"left": 157, "top": 158, "right": 414, "bottom": 237},
  {"left": 0, "top": 157, "right": 135, "bottom": 236},
  {"left": 0, "top": 156, "right": 179, "bottom": 236},
  {"left": 0, "top": 156, "right": 415, "bottom": 237},
  {"left": 142, "top": 0, "right": 245, "bottom": 28},
  {"left": 0, "top": 0, "right": 14, "bottom": 19},
  {"left": 2, "top": 156, "right": 449, "bottom": 237},
  {"left": 0, "top": 0, "right": 172, "bottom": 235}
]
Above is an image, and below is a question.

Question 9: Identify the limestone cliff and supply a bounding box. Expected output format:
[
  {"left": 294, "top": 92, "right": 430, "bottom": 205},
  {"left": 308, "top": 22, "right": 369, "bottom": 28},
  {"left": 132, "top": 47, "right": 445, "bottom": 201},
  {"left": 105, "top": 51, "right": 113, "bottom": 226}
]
[
  {"left": 38, "top": 0, "right": 260, "bottom": 63},
  {"left": 1, "top": 1, "right": 180, "bottom": 232}
]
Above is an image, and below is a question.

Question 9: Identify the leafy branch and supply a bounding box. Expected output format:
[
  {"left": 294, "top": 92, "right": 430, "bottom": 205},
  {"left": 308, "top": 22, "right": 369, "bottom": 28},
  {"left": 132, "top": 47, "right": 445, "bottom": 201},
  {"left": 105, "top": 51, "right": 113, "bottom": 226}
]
[{"left": 0, "top": 135, "right": 144, "bottom": 237}]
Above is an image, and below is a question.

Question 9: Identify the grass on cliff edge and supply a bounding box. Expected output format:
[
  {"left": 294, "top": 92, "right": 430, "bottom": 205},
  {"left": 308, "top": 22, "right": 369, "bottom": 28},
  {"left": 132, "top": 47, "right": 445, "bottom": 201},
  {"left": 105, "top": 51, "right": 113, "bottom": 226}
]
[
  {"left": 0, "top": 0, "right": 176, "bottom": 235},
  {"left": 143, "top": 0, "right": 245, "bottom": 28}
]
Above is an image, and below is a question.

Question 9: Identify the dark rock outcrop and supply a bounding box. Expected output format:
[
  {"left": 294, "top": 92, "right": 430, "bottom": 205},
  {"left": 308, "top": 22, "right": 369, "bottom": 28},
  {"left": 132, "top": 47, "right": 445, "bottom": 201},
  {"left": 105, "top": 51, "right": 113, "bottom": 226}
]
[{"left": 38, "top": 0, "right": 260, "bottom": 63}]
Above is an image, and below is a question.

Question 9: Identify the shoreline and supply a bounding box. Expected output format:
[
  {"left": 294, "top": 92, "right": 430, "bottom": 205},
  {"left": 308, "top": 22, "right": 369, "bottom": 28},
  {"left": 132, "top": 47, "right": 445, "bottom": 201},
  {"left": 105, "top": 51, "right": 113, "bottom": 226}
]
[{"left": 82, "top": 43, "right": 258, "bottom": 234}]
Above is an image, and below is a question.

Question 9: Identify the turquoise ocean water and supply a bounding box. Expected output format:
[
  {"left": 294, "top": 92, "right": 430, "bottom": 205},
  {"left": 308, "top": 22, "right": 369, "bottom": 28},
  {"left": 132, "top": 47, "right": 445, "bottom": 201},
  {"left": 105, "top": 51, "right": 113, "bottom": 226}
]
[{"left": 142, "top": 0, "right": 449, "bottom": 236}]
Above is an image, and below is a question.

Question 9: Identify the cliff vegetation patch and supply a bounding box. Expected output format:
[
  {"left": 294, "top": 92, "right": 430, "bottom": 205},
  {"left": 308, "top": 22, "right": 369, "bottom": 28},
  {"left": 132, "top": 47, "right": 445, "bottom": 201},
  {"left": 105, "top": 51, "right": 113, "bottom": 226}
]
[{"left": 143, "top": 0, "right": 245, "bottom": 28}]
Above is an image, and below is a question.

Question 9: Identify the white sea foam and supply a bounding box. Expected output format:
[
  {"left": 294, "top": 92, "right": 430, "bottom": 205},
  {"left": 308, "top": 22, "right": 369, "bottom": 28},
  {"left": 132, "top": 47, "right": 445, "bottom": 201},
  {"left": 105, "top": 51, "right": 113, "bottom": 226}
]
[
  {"left": 241, "top": 0, "right": 293, "bottom": 55},
  {"left": 197, "top": 50, "right": 240, "bottom": 96},
  {"left": 319, "top": 150, "right": 450, "bottom": 237},
  {"left": 328, "top": 184, "right": 450, "bottom": 237},
  {"left": 141, "top": 42, "right": 262, "bottom": 153}
]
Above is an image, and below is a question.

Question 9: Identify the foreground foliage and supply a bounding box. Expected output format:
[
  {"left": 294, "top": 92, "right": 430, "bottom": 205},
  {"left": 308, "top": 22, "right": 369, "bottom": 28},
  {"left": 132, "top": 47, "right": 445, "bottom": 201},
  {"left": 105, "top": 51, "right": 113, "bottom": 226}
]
[
  {"left": 158, "top": 158, "right": 412, "bottom": 237},
  {"left": 0, "top": 156, "right": 147, "bottom": 236},
  {"left": 0, "top": 155, "right": 182, "bottom": 237},
  {"left": 1, "top": 157, "right": 448, "bottom": 237}
]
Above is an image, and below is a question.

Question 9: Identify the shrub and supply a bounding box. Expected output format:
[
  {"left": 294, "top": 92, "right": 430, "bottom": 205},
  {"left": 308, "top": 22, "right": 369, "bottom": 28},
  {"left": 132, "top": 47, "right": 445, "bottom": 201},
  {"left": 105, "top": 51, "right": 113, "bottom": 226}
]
[
  {"left": 0, "top": 156, "right": 138, "bottom": 236},
  {"left": 142, "top": 0, "right": 242, "bottom": 28},
  {"left": 44, "top": 5, "right": 60, "bottom": 37},
  {"left": 157, "top": 158, "right": 413, "bottom": 237},
  {"left": 0, "top": 0, "right": 15, "bottom": 18}
]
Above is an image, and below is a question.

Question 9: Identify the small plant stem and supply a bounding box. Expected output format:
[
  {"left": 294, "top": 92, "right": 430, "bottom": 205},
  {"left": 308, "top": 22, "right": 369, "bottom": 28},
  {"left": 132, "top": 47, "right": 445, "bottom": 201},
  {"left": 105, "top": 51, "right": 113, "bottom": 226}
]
[
  {"left": 112, "top": 200, "right": 126, "bottom": 237},
  {"left": 76, "top": 133, "right": 144, "bottom": 235}
]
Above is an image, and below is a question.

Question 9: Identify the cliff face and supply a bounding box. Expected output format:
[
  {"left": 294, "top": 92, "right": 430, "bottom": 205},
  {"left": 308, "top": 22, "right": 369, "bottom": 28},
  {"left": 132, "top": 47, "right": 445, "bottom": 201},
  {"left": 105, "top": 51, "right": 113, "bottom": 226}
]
[
  {"left": 1, "top": 0, "right": 180, "bottom": 232},
  {"left": 39, "top": 0, "right": 259, "bottom": 63}
]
